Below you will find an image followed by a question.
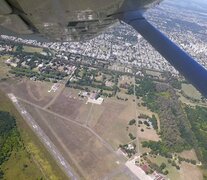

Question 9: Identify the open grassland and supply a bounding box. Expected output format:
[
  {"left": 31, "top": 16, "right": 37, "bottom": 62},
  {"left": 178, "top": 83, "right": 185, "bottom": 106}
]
[
  {"left": 49, "top": 87, "right": 160, "bottom": 151},
  {"left": 180, "top": 162, "right": 203, "bottom": 180},
  {"left": 91, "top": 98, "right": 136, "bottom": 149},
  {"left": 137, "top": 124, "right": 160, "bottom": 142},
  {"left": 0, "top": 79, "right": 56, "bottom": 107},
  {"left": 21, "top": 101, "right": 125, "bottom": 179},
  {"left": 1, "top": 145, "right": 43, "bottom": 180},
  {"left": 182, "top": 83, "right": 202, "bottom": 100},
  {"left": 13, "top": 45, "right": 44, "bottom": 54},
  {"left": 177, "top": 92, "right": 198, "bottom": 106},
  {"left": 0, "top": 90, "right": 67, "bottom": 180},
  {"left": 23, "top": 46, "right": 44, "bottom": 53},
  {"left": 149, "top": 155, "right": 180, "bottom": 180},
  {"left": 0, "top": 55, "right": 10, "bottom": 78},
  {"left": 179, "top": 150, "right": 199, "bottom": 162},
  {"left": 177, "top": 91, "right": 207, "bottom": 111},
  {"left": 112, "top": 173, "right": 131, "bottom": 180},
  {"left": 149, "top": 155, "right": 203, "bottom": 180},
  {"left": 49, "top": 88, "right": 92, "bottom": 124}
]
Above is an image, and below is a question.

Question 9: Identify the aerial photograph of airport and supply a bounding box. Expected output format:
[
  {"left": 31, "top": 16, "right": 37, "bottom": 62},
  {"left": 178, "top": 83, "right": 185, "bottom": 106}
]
[{"left": 0, "top": 0, "right": 207, "bottom": 180}]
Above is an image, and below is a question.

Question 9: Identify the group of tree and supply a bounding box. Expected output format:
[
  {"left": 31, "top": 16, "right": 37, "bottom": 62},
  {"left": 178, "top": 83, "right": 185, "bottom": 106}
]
[
  {"left": 67, "top": 67, "right": 120, "bottom": 96},
  {"left": 0, "top": 111, "right": 23, "bottom": 178},
  {"left": 10, "top": 67, "right": 66, "bottom": 81},
  {"left": 149, "top": 115, "right": 158, "bottom": 130},
  {"left": 129, "top": 133, "right": 136, "bottom": 140},
  {"left": 138, "top": 77, "right": 207, "bottom": 171},
  {"left": 128, "top": 119, "right": 136, "bottom": 125},
  {"left": 138, "top": 78, "right": 196, "bottom": 155},
  {"left": 119, "top": 144, "right": 136, "bottom": 158},
  {"left": 185, "top": 106, "right": 207, "bottom": 166}
]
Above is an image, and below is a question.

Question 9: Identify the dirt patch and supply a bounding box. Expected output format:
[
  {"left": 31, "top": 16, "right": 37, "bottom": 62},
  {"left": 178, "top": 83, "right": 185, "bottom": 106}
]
[
  {"left": 0, "top": 79, "right": 54, "bottom": 107},
  {"left": 26, "top": 81, "right": 43, "bottom": 101},
  {"left": 49, "top": 94, "right": 83, "bottom": 120},
  {"left": 180, "top": 162, "right": 203, "bottom": 180},
  {"left": 138, "top": 125, "right": 160, "bottom": 142},
  {"left": 49, "top": 88, "right": 91, "bottom": 123},
  {"left": 179, "top": 149, "right": 199, "bottom": 161},
  {"left": 14, "top": 81, "right": 54, "bottom": 106},
  {"left": 92, "top": 99, "right": 136, "bottom": 149}
]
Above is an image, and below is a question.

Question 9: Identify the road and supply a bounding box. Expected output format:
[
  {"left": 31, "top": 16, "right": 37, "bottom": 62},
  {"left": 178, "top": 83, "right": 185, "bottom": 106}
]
[
  {"left": 84, "top": 103, "right": 93, "bottom": 126},
  {"left": 133, "top": 76, "right": 140, "bottom": 155},
  {"left": 8, "top": 93, "right": 78, "bottom": 180},
  {"left": 43, "top": 70, "right": 75, "bottom": 110}
]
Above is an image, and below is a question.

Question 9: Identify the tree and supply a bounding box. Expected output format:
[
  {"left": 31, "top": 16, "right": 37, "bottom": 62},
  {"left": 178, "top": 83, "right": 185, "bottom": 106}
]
[
  {"left": 144, "top": 121, "right": 150, "bottom": 127},
  {"left": 129, "top": 133, "right": 136, "bottom": 140},
  {"left": 149, "top": 115, "right": 158, "bottom": 130},
  {"left": 0, "top": 169, "right": 4, "bottom": 179},
  {"left": 163, "top": 170, "right": 169, "bottom": 175},
  {"left": 129, "top": 119, "right": 136, "bottom": 125},
  {"left": 0, "top": 111, "right": 22, "bottom": 167},
  {"left": 160, "top": 163, "right": 166, "bottom": 170},
  {"left": 16, "top": 45, "right": 23, "bottom": 52}
]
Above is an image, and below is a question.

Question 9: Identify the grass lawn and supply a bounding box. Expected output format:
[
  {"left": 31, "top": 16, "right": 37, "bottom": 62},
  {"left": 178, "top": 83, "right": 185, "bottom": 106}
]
[
  {"left": 1, "top": 147, "right": 43, "bottom": 180},
  {"left": 0, "top": 90, "right": 67, "bottom": 180},
  {"left": 149, "top": 155, "right": 180, "bottom": 180},
  {"left": 182, "top": 83, "right": 202, "bottom": 100},
  {"left": 23, "top": 46, "right": 43, "bottom": 53},
  {"left": 148, "top": 155, "right": 203, "bottom": 180}
]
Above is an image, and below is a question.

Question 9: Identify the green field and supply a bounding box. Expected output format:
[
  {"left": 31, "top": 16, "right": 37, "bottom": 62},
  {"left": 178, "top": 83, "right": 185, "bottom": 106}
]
[
  {"left": 13, "top": 45, "right": 43, "bottom": 54},
  {"left": 149, "top": 155, "right": 180, "bottom": 179},
  {"left": 182, "top": 83, "right": 202, "bottom": 100},
  {"left": 0, "top": 90, "right": 67, "bottom": 180},
  {"left": 23, "top": 46, "right": 44, "bottom": 53},
  {"left": 1, "top": 146, "right": 43, "bottom": 180}
]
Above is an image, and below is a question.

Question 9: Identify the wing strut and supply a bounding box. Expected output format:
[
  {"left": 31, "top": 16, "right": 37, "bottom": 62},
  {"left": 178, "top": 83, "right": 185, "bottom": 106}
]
[{"left": 119, "top": 11, "right": 207, "bottom": 97}]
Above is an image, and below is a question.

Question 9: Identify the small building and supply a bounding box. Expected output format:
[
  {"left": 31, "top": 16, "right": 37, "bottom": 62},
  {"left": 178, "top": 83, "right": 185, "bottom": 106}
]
[
  {"left": 90, "top": 92, "right": 99, "bottom": 100},
  {"left": 141, "top": 164, "right": 149, "bottom": 173},
  {"left": 87, "top": 97, "right": 104, "bottom": 105}
]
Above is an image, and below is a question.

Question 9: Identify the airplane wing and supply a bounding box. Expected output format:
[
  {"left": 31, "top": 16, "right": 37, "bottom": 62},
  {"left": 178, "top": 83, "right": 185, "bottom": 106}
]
[
  {"left": 1, "top": 0, "right": 207, "bottom": 97},
  {"left": 0, "top": 0, "right": 161, "bottom": 41}
]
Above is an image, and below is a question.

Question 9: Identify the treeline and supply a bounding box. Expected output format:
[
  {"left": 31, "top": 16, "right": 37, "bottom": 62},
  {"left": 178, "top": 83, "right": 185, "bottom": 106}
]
[
  {"left": 149, "top": 115, "right": 158, "bottom": 130},
  {"left": 137, "top": 78, "right": 195, "bottom": 153},
  {"left": 135, "top": 78, "right": 159, "bottom": 112},
  {"left": 185, "top": 106, "right": 207, "bottom": 166},
  {"left": 9, "top": 67, "right": 66, "bottom": 81},
  {"left": 66, "top": 67, "right": 120, "bottom": 96},
  {"left": 0, "top": 111, "right": 23, "bottom": 178},
  {"left": 5, "top": 44, "right": 52, "bottom": 70},
  {"left": 163, "top": 72, "right": 182, "bottom": 90}
]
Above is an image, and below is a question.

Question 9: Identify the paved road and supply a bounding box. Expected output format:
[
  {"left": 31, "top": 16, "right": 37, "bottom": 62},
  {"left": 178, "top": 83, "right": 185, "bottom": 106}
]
[{"left": 8, "top": 93, "right": 78, "bottom": 180}]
